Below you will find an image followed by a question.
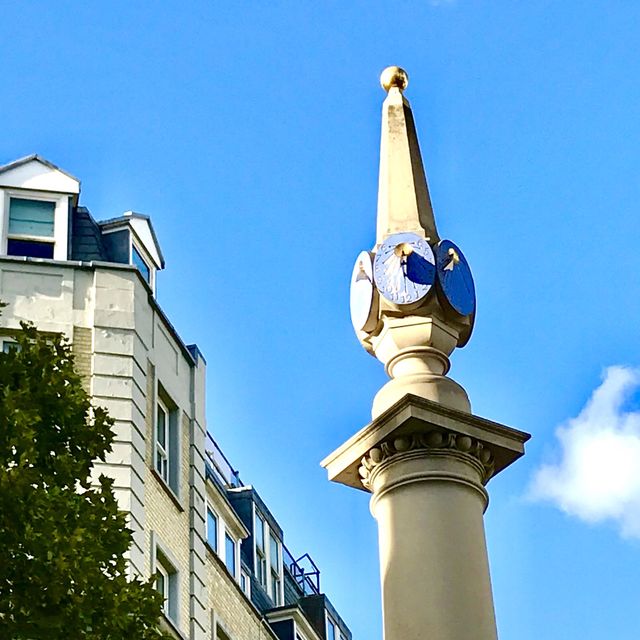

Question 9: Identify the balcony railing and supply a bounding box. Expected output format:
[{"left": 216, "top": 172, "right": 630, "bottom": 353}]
[
  {"left": 283, "top": 545, "right": 320, "bottom": 596},
  {"left": 205, "top": 433, "right": 320, "bottom": 596},
  {"left": 205, "top": 432, "right": 243, "bottom": 489}
]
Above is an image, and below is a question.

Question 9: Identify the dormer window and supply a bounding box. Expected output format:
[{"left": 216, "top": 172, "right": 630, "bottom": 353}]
[
  {"left": 100, "top": 211, "right": 164, "bottom": 295},
  {"left": 1, "top": 190, "right": 70, "bottom": 261},
  {"left": 0, "top": 156, "right": 78, "bottom": 261},
  {"left": 7, "top": 198, "right": 56, "bottom": 258},
  {"left": 0, "top": 158, "right": 167, "bottom": 290},
  {"left": 132, "top": 244, "right": 151, "bottom": 284}
]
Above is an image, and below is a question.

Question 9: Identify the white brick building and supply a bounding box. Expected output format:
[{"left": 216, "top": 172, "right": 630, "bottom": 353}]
[{"left": 0, "top": 155, "right": 352, "bottom": 640}]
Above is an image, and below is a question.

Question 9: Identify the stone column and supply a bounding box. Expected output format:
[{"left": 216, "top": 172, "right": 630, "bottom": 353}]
[
  {"left": 361, "top": 430, "right": 496, "bottom": 640},
  {"left": 321, "top": 395, "right": 529, "bottom": 640},
  {"left": 334, "top": 65, "right": 530, "bottom": 639}
]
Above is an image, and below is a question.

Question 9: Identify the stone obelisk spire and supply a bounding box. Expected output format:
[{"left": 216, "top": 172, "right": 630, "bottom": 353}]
[
  {"left": 323, "top": 67, "right": 530, "bottom": 640},
  {"left": 376, "top": 66, "right": 438, "bottom": 244}
]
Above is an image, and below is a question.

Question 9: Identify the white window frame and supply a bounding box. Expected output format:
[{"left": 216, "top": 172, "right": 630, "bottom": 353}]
[
  {"left": 254, "top": 510, "right": 267, "bottom": 590},
  {"left": 274, "top": 612, "right": 319, "bottom": 640},
  {"left": 206, "top": 503, "right": 219, "bottom": 553},
  {"left": 253, "top": 506, "right": 283, "bottom": 604},
  {"left": 130, "top": 234, "right": 156, "bottom": 293},
  {"left": 153, "top": 384, "right": 181, "bottom": 498},
  {"left": 155, "top": 562, "right": 169, "bottom": 614},
  {"left": 270, "top": 570, "right": 282, "bottom": 606},
  {"left": 205, "top": 496, "right": 244, "bottom": 587},
  {"left": 224, "top": 532, "right": 237, "bottom": 578},
  {"left": 269, "top": 530, "right": 282, "bottom": 606},
  {"left": 155, "top": 397, "right": 169, "bottom": 483},
  {"left": 1, "top": 338, "right": 19, "bottom": 354},
  {"left": 151, "top": 532, "right": 179, "bottom": 626},
  {"left": 0, "top": 189, "right": 69, "bottom": 260},
  {"left": 240, "top": 568, "right": 251, "bottom": 598}
]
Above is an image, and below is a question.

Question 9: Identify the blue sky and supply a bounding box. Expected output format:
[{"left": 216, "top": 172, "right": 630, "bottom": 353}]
[{"left": 3, "top": 2, "right": 640, "bottom": 638}]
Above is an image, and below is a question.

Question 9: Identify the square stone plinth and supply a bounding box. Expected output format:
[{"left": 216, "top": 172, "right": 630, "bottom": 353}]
[{"left": 321, "top": 393, "right": 531, "bottom": 492}]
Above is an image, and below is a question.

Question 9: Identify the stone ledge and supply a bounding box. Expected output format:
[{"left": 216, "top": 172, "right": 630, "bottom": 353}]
[{"left": 321, "top": 393, "right": 531, "bottom": 492}]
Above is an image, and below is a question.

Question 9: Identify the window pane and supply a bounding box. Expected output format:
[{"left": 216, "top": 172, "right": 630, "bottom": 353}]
[
  {"left": 9, "top": 198, "right": 55, "bottom": 237},
  {"left": 241, "top": 570, "right": 251, "bottom": 596},
  {"left": 156, "top": 451, "right": 167, "bottom": 481},
  {"left": 132, "top": 245, "right": 151, "bottom": 283},
  {"left": 257, "top": 555, "right": 266, "bottom": 587},
  {"left": 327, "top": 620, "right": 336, "bottom": 640},
  {"left": 156, "top": 405, "right": 166, "bottom": 447},
  {"left": 269, "top": 533, "right": 279, "bottom": 570},
  {"left": 2, "top": 341, "right": 20, "bottom": 354},
  {"left": 217, "top": 625, "right": 232, "bottom": 640},
  {"left": 255, "top": 514, "right": 265, "bottom": 550},
  {"left": 225, "top": 534, "right": 236, "bottom": 576},
  {"left": 207, "top": 508, "right": 218, "bottom": 552},
  {"left": 7, "top": 239, "right": 54, "bottom": 259},
  {"left": 156, "top": 571, "right": 166, "bottom": 601},
  {"left": 271, "top": 573, "right": 281, "bottom": 605}
]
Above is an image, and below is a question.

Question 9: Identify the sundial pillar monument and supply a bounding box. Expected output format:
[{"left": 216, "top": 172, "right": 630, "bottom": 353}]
[{"left": 322, "top": 68, "right": 530, "bottom": 640}]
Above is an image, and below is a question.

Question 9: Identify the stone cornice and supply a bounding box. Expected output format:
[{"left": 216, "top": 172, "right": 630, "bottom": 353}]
[
  {"left": 322, "top": 393, "right": 530, "bottom": 491},
  {"left": 358, "top": 428, "right": 495, "bottom": 491}
]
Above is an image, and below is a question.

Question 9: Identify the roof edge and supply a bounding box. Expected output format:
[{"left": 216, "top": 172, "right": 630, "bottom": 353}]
[{"left": 0, "top": 154, "right": 81, "bottom": 183}]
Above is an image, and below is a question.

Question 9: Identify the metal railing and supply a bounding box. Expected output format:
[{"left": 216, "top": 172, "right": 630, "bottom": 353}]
[
  {"left": 205, "top": 432, "right": 243, "bottom": 489},
  {"left": 283, "top": 545, "right": 320, "bottom": 595},
  {"left": 205, "top": 433, "right": 321, "bottom": 596}
]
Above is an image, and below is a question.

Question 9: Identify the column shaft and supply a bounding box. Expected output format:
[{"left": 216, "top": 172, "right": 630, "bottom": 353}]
[{"left": 369, "top": 451, "right": 497, "bottom": 640}]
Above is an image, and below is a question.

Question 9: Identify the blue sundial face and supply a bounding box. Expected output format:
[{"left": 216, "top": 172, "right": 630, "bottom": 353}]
[
  {"left": 373, "top": 232, "right": 435, "bottom": 305},
  {"left": 435, "top": 239, "right": 476, "bottom": 317}
]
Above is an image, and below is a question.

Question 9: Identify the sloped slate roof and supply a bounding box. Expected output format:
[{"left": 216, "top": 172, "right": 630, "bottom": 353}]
[{"left": 71, "top": 206, "right": 108, "bottom": 261}]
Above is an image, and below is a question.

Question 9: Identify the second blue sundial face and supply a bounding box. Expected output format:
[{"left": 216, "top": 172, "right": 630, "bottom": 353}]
[
  {"left": 435, "top": 239, "right": 475, "bottom": 317},
  {"left": 373, "top": 232, "right": 435, "bottom": 305}
]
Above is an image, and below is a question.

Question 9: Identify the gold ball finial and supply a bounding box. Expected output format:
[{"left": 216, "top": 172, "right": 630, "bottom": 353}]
[{"left": 380, "top": 66, "right": 409, "bottom": 93}]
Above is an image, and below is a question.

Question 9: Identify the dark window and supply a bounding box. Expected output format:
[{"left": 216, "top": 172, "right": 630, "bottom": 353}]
[
  {"left": 255, "top": 513, "right": 267, "bottom": 588},
  {"left": 225, "top": 534, "right": 236, "bottom": 576},
  {"left": 7, "top": 239, "right": 54, "bottom": 259},
  {"left": 155, "top": 551, "right": 178, "bottom": 622},
  {"left": 155, "top": 401, "right": 168, "bottom": 481},
  {"left": 2, "top": 340, "right": 20, "bottom": 354},
  {"left": 132, "top": 245, "right": 151, "bottom": 283},
  {"left": 217, "top": 625, "right": 231, "bottom": 640},
  {"left": 207, "top": 508, "right": 218, "bottom": 552},
  {"left": 154, "top": 388, "right": 179, "bottom": 495},
  {"left": 7, "top": 198, "right": 56, "bottom": 259}
]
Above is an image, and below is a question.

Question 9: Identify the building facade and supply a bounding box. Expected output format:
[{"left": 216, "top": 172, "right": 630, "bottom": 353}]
[{"left": 0, "top": 155, "right": 352, "bottom": 640}]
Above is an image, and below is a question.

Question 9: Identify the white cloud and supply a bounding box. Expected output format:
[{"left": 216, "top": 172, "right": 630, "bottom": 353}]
[{"left": 529, "top": 365, "right": 640, "bottom": 538}]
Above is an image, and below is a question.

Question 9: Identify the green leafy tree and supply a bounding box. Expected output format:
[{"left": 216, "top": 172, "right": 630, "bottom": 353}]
[{"left": 0, "top": 321, "right": 171, "bottom": 639}]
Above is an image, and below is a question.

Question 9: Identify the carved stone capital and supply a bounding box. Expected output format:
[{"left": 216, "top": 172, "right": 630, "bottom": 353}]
[
  {"left": 322, "top": 393, "right": 529, "bottom": 493},
  {"left": 358, "top": 428, "right": 495, "bottom": 491}
]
